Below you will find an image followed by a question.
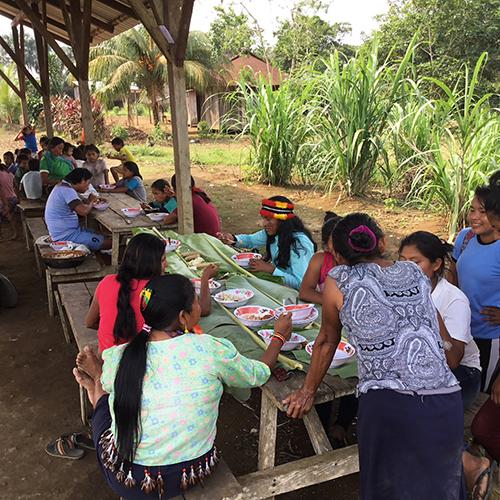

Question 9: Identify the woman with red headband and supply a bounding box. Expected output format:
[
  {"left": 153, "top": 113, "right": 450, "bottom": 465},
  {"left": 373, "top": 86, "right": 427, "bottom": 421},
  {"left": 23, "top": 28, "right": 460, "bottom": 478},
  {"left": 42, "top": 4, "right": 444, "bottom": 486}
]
[
  {"left": 284, "top": 213, "right": 466, "bottom": 500},
  {"left": 217, "top": 196, "right": 316, "bottom": 289}
]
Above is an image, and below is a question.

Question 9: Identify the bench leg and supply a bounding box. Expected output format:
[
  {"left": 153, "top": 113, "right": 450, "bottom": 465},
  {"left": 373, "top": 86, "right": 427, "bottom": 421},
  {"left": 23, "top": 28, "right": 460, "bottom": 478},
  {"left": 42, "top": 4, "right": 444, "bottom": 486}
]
[
  {"left": 46, "top": 270, "right": 54, "bottom": 317},
  {"left": 303, "top": 407, "right": 333, "bottom": 455},
  {"left": 79, "top": 385, "right": 89, "bottom": 426},
  {"left": 258, "top": 391, "right": 278, "bottom": 500},
  {"left": 22, "top": 213, "right": 30, "bottom": 251},
  {"left": 54, "top": 290, "right": 71, "bottom": 343},
  {"left": 34, "top": 246, "right": 42, "bottom": 277}
]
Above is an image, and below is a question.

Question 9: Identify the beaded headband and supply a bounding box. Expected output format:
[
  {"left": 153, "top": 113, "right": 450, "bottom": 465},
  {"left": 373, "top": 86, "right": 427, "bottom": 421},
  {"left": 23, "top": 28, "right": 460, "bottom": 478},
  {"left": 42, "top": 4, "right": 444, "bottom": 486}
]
[{"left": 259, "top": 199, "right": 295, "bottom": 220}]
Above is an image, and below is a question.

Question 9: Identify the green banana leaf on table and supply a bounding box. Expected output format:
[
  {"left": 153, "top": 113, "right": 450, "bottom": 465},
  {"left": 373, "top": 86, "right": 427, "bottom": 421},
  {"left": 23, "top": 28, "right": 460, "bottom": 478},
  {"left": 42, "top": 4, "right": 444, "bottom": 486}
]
[{"left": 132, "top": 228, "right": 358, "bottom": 382}]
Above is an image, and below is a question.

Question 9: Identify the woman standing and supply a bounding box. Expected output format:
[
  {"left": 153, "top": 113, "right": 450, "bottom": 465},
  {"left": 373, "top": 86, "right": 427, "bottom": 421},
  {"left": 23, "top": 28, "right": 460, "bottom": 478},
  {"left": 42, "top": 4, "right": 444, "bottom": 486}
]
[
  {"left": 218, "top": 196, "right": 316, "bottom": 289},
  {"left": 74, "top": 274, "right": 292, "bottom": 499},
  {"left": 451, "top": 182, "right": 500, "bottom": 391},
  {"left": 284, "top": 213, "right": 465, "bottom": 500}
]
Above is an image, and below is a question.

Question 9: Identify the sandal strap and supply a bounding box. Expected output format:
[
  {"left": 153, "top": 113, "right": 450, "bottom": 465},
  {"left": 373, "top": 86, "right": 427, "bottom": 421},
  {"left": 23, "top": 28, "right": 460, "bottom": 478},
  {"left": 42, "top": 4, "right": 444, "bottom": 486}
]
[{"left": 55, "top": 436, "right": 74, "bottom": 456}]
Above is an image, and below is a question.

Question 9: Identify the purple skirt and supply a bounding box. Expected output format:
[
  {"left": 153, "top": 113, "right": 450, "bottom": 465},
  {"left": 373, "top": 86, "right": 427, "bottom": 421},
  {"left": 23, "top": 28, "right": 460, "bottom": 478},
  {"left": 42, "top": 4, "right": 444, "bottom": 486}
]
[{"left": 357, "top": 389, "right": 466, "bottom": 500}]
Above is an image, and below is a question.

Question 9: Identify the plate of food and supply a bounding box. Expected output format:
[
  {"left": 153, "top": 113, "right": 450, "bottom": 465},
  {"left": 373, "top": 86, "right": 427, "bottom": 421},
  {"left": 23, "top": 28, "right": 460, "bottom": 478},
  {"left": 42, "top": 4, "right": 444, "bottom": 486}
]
[
  {"left": 121, "top": 207, "right": 142, "bottom": 218},
  {"left": 257, "top": 329, "right": 307, "bottom": 352},
  {"left": 231, "top": 252, "right": 262, "bottom": 268},
  {"left": 146, "top": 212, "right": 167, "bottom": 222},
  {"left": 234, "top": 305, "right": 275, "bottom": 328},
  {"left": 99, "top": 184, "right": 115, "bottom": 190},
  {"left": 49, "top": 241, "right": 75, "bottom": 251},
  {"left": 305, "top": 340, "right": 356, "bottom": 368},
  {"left": 274, "top": 303, "right": 316, "bottom": 322},
  {"left": 191, "top": 278, "right": 222, "bottom": 295},
  {"left": 164, "top": 238, "right": 180, "bottom": 253},
  {"left": 42, "top": 249, "right": 89, "bottom": 269},
  {"left": 214, "top": 288, "right": 254, "bottom": 308},
  {"left": 93, "top": 201, "right": 110, "bottom": 211},
  {"left": 287, "top": 306, "right": 319, "bottom": 328}
]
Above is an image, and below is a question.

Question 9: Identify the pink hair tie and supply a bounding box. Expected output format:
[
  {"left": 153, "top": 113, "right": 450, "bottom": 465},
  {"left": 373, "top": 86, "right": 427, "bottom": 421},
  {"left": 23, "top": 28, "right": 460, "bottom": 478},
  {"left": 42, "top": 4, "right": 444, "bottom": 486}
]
[{"left": 348, "top": 225, "right": 377, "bottom": 253}]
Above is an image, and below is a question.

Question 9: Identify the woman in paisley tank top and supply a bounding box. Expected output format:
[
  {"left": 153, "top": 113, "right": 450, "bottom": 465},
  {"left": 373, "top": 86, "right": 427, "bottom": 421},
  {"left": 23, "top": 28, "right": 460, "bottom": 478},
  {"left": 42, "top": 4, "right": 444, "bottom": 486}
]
[{"left": 284, "top": 213, "right": 466, "bottom": 500}]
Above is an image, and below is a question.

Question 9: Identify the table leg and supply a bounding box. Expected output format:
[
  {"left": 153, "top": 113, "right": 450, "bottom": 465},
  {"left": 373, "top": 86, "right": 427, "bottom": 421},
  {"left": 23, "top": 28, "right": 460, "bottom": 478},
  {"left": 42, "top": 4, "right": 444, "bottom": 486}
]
[
  {"left": 111, "top": 233, "right": 120, "bottom": 267},
  {"left": 46, "top": 270, "right": 54, "bottom": 317},
  {"left": 54, "top": 290, "right": 71, "bottom": 343},
  {"left": 303, "top": 407, "right": 333, "bottom": 455},
  {"left": 22, "top": 213, "right": 30, "bottom": 251},
  {"left": 258, "top": 391, "right": 278, "bottom": 470}
]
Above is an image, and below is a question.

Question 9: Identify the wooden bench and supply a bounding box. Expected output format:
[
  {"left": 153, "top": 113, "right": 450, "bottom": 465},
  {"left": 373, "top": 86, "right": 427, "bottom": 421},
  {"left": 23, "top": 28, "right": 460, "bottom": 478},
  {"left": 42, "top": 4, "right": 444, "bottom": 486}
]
[
  {"left": 19, "top": 199, "right": 45, "bottom": 250},
  {"left": 25, "top": 217, "right": 48, "bottom": 275}
]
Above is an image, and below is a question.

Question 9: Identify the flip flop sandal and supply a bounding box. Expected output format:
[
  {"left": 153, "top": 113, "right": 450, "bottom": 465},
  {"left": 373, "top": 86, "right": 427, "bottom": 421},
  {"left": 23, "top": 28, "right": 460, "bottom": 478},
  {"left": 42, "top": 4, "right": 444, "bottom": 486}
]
[
  {"left": 69, "top": 432, "right": 96, "bottom": 451},
  {"left": 472, "top": 460, "right": 498, "bottom": 500},
  {"left": 45, "top": 436, "right": 85, "bottom": 460}
]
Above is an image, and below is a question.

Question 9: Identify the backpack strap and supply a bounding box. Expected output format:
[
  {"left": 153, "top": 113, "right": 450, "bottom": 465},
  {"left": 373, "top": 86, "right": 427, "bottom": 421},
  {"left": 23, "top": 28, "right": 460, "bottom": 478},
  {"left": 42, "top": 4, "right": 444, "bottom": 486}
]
[{"left": 459, "top": 229, "right": 475, "bottom": 255}]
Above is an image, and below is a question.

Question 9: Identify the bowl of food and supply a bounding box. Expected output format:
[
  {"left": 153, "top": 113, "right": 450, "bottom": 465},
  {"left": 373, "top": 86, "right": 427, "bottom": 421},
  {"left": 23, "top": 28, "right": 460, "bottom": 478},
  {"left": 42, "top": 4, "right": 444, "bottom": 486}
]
[
  {"left": 234, "top": 305, "right": 275, "bottom": 329},
  {"left": 191, "top": 278, "right": 222, "bottom": 295},
  {"left": 99, "top": 184, "right": 115, "bottom": 190},
  {"left": 93, "top": 201, "right": 110, "bottom": 211},
  {"left": 257, "top": 329, "right": 307, "bottom": 352},
  {"left": 121, "top": 208, "right": 142, "bottom": 218},
  {"left": 274, "top": 303, "right": 316, "bottom": 322},
  {"left": 42, "top": 249, "right": 89, "bottom": 269},
  {"left": 164, "top": 238, "right": 180, "bottom": 253},
  {"left": 231, "top": 252, "right": 262, "bottom": 268},
  {"left": 146, "top": 212, "right": 167, "bottom": 222},
  {"left": 214, "top": 288, "right": 254, "bottom": 308},
  {"left": 49, "top": 241, "right": 74, "bottom": 252},
  {"left": 305, "top": 340, "right": 356, "bottom": 368}
]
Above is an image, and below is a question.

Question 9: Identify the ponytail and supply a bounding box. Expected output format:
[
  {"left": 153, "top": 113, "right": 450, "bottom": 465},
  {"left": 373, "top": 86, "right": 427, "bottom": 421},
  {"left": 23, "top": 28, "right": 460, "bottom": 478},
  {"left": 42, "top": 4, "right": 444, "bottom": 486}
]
[
  {"left": 113, "top": 330, "right": 149, "bottom": 463},
  {"left": 114, "top": 268, "right": 137, "bottom": 343}
]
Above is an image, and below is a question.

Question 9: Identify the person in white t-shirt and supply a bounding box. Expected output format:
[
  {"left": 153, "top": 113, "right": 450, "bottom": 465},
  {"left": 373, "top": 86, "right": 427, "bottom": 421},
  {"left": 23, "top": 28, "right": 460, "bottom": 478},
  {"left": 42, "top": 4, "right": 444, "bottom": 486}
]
[
  {"left": 19, "top": 158, "right": 43, "bottom": 200},
  {"left": 400, "top": 231, "right": 481, "bottom": 410}
]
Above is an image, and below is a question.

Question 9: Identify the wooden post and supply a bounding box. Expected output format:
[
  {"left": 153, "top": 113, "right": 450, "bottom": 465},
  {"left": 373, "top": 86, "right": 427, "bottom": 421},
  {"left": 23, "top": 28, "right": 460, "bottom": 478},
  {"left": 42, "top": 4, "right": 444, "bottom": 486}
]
[
  {"left": 12, "top": 25, "right": 29, "bottom": 124},
  {"left": 33, "top": 25, "right": 53, "bottom": 136},
  {"left": 167, "top": 62, "right": 194, "bottom": 233}
]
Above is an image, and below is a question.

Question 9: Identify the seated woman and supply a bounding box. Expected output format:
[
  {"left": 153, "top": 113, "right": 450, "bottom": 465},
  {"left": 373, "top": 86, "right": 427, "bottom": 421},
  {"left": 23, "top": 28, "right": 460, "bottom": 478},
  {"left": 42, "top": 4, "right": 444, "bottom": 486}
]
[
  {"left": 101, "top": 161, "right": 147, "bottom": 203},
  {"left": 299, "top": 212, "right": 341, "bottom": 304},
  {"left": 44, "top": 168, "right": 111, "bottom": 251},
  {"left": 73, "top": 274, "right": 292, "bottom": 499},
  {"left": 161, "top": 176, "right": 221, "bottom": 236},
  {"left": 86, "top": 233, "right": 218, "bottom": 353},
  {"left": 140, "top": 179, "right": 177, "bottom": 214},
  {"left": 399, "top": 231, "right": 482, "bottom": 410},
  {"left": 40, "top": 137, "right": 73, "bottom": 187},
  {"left": 218, "top": 196, "right": 316, "bottom": 289}
]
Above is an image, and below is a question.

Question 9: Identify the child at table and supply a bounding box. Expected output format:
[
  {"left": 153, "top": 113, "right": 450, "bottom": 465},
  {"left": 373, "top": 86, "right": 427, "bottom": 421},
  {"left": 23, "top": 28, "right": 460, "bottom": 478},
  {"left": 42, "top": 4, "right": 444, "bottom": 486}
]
[
  {"left": 62, "top": 142, "right": 78, "bottom": 169},
  {"left": 83, "top": 144, "right": 109, "bottom": 188},
  {"left": 37, "top": 136, "right": 49, "bottom": 160},
  {"left": 101, "top": 161, "right": 147, "bottom": 203},
  {"left": 73, "top": 274, "right": 292, "bottom": 499},
  {"left": 299, "top": 211, "right": 341, "bottom": 304},
  {"left": 19, "top": 159, "right": 42, "bottom": 200},
  {"left": 218, "top": 196, "right": 316, "bottom": 289},
  {"left": 0, "top": 162, "right": 18, "bottom": 240},
  {"left": 3, "top": 151, "right": 15, "bottom": 174},
  {"left": 140, "top": 178, "right": 177, "bottom": 213}
]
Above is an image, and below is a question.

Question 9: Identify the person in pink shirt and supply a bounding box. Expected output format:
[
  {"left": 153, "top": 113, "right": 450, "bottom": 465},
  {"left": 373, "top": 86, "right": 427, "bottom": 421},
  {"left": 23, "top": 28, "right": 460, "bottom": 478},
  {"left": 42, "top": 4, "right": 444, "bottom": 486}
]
[
  {"left": 162, "top": 175, "right": 221, "bottom": 236},
  {"left": 0, "top": 162, "right": 18, "bottom": 240},
  {"left": 85, "top": 233, "right": 167, "bottom": 352}
]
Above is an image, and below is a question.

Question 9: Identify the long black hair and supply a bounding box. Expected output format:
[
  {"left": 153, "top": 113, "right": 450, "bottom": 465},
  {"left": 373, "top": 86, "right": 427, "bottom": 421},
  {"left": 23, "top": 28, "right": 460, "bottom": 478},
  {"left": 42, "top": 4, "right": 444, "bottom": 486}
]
[
  {"left": 151, "top": 178, "right": 172, "bottom": 191},
  {"left": 171, "top": 174, "right": 212, "bottom": 204},
  {"left": 264, "top": 196, "right": 316, "bottom": 269},
  {"left": 64, "top": 168, "right": 92, "bottom": 184},
  {"left": 113, "top": 233, "right": 166, "bottom": 344},
  {"left": 113, "top": 274, "right": 196, "bottom": 464},
  {"left": 321, "top": 211, "right": 341, "bottom": 247},
  {"left": 331, "top": 213, "right": 384, "bottom": 265},
  {"left": 399, "top": 231, "right": 454, "bottom": 276},
  {"left": 123, "top": 161, "right": 142, "bottom": 179},
  {"left": 485, "top": 170, "right": 500, "bottom": 217}
]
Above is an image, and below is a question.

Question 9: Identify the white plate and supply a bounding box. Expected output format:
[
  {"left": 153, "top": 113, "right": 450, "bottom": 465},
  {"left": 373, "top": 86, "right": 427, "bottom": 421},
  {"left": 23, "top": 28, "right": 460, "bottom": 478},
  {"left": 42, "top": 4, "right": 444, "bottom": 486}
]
[
  {"left": 257, "top": 329, "right": 307, "bottom": 351},
  {"left": 191, "top": 278, "right": 222, "bottom": 295},
  {"left": 234, "top": 305, "right": 275, "bottom": 329},
  {"left": 93, "top": 202, "right": 110, "bottom": 211},
  {"left": 305, "top": 340, "right": 356, "bottom": 368},
  {"left": 99, "top": 184, "right": 115, "bottom": 190},
  {"left": 50, "top": 241, "right": 74, "bottom": 251},
  {"left": 278, "top": 306, "right": 319, "bottom": 327},
  {"left": 146, "top": 212, "right": 167, "bottom": 222},
  {"left": 274, "top": 303, "right": 316, "bottom": 321},
  {"left": 231, "top": 252, "right": 262, "bottom": 268},
  {"left": 121, "top": 208, "right": 142, "bottom": 218},
  {"left": 164, "top": 239, "right": 180, "bottom": 253},
  {"left": 214, "top": 288, "right": 254, "bottom": 308}
]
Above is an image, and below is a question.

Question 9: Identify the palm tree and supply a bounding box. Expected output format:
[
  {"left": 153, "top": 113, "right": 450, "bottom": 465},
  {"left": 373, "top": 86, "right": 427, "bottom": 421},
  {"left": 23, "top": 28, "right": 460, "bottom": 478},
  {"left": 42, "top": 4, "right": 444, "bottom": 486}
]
[{"left": 89, "top": 27, "right": 223, "bottom": 124}]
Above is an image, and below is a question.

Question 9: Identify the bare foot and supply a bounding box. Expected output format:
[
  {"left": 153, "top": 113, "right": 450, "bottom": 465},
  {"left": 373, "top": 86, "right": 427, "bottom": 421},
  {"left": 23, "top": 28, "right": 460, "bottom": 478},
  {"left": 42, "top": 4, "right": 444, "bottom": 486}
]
[
  {"left": 73, "top": 367, "right": 97, "bottom": 407},
  {"left": 76, "top": 345, "right": 103, "bottom": 380},
  {"left": 464, "top": 451, "right": 492, "bottom": 497}
]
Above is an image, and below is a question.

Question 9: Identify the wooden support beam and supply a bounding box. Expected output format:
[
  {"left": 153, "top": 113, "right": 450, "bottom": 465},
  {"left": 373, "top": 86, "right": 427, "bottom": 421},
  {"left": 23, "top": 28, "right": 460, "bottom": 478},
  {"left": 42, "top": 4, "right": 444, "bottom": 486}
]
[
  {"left": 1, "top": 0, "right": 68, "bottom": 32},
  {"left": 174, "top": 0, "right": 195, "bottom": 64},
  {"left": 0, "top": 68, "right": 21, "bottom": 97},
  {"left": 0, "top": 35, "right": 43, "bottom": 94},
  {"left": 95, "top": 0, "right": 136, "bottom": 18},
  {"left": 12, "top": 24, "right": 29, "bottom": 123},
  {"left": 127, "top": 0, "right": 172, "bottom": 63},
  {"left": 14, "top": 0, "right": 78, "bottom": 78},
  {"left": 45, "top": 0, "right": 113, "bottom": 33}
]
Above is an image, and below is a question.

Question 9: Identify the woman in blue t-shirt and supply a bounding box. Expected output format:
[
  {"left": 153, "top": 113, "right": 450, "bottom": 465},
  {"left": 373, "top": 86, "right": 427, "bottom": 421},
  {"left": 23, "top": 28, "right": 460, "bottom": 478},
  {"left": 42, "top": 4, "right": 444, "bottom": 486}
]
[{"left": 451, "top": 179, "right": 500, "bottom": 392}]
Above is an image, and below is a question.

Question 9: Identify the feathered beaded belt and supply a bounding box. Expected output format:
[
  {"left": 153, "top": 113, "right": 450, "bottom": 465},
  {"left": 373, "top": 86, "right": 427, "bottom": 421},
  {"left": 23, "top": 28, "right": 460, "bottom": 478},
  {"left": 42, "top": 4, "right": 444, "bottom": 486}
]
[{"left": 99, "top": 429, "right": 219, "bottom": 497}]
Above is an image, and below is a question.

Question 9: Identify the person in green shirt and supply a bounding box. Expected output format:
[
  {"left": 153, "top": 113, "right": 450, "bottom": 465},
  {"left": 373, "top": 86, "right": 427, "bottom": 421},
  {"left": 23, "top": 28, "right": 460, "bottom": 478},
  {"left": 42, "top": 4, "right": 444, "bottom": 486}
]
[
  {"left": 72, "top": 274, "right": 292, "bottom": 498},
  {"left": 40, "top": 136, "right": 73, "bottom": 187},
  {"left": 108, "top": 137, "right": 135, "bottom": 183}
]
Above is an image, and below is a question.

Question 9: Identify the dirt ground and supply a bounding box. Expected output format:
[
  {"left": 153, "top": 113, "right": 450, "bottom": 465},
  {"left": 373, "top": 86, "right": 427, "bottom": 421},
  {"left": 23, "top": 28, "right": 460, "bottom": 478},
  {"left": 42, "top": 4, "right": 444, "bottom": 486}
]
[{"left": 0, "top": 152, "right": 448, "bottom": 499}]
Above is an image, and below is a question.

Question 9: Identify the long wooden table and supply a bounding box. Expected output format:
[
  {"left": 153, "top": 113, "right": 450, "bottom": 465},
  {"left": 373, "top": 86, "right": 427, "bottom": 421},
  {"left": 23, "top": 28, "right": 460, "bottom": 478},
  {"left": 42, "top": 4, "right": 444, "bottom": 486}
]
[{"left": 88, "top": 192, "right": 177, "bottom": 266}]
